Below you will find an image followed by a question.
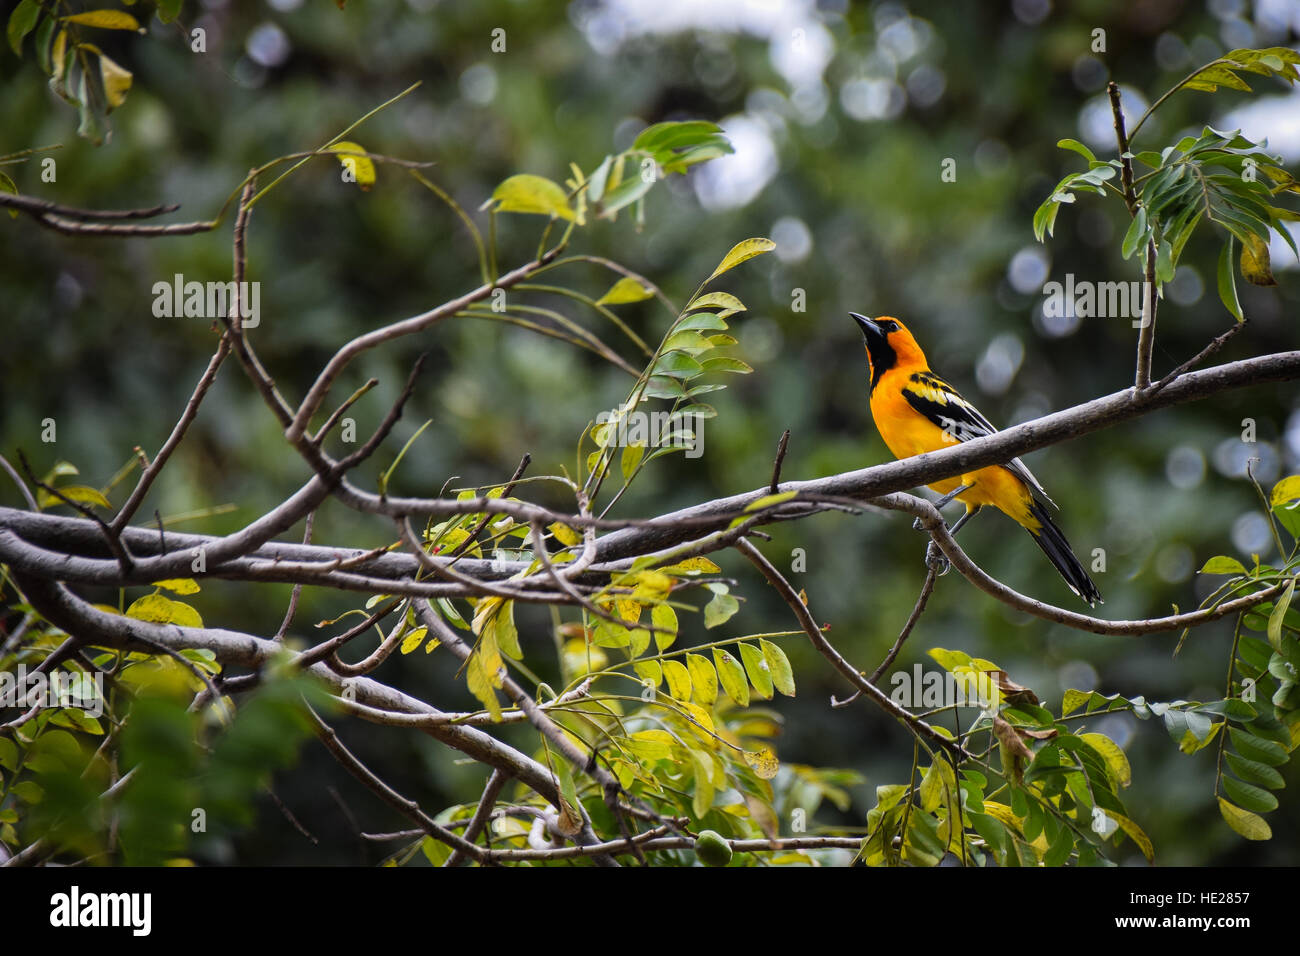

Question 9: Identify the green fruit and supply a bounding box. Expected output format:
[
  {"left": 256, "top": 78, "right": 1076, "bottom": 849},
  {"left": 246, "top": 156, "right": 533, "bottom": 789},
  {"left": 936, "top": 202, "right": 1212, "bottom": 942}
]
[{"left": 694, "top": 829, "right": 732, "bottom": 867}]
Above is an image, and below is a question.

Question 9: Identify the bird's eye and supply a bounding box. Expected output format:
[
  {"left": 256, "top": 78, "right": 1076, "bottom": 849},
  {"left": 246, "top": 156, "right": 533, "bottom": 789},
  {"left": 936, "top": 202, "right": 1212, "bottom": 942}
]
[{"left": 881, "top": 321, "right": 898, "bottom": 332}]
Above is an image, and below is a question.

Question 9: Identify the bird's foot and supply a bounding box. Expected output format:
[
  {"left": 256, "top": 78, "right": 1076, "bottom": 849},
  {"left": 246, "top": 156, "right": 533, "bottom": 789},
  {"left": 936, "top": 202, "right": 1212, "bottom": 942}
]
[{"left": 924, "top": 540, "right": 950, "bottom": 575}]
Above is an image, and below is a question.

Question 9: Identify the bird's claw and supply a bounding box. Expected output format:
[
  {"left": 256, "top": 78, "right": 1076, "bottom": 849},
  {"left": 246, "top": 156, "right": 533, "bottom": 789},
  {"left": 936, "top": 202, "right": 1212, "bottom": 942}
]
[{"left": 925, "top": 541, "right": 950, "bottom": 575}]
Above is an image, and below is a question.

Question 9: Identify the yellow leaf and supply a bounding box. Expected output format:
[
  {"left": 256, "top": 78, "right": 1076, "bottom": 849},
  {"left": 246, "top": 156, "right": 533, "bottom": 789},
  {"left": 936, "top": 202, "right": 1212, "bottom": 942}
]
[
  {"left": 706, "top": 237, "right": 775, "bottom": 282},
  {"left": 1270, "top": 475, "right": 1300, "bottom": 506},
  {"left": 62, "top": 10, "right": 141, "bottom": 30},
  {"left": 400, "top": 626, "right": 428, "bottom": 655},
  {"left": 632, "top": 570, "right": 673, "bottom": 602},
  {"left": 615, "top": 599, "right": 641, "bottom": 624},
  {"left": 126, "top": 593, "right": 203, "bottom": 628},
  {"left": 686, "top": 653, "right": 717, "bottom": 706},
  {"left": 650, "top": 603, "right": 677, "bottom": 651},
  {"left": 328, "top": 141, "right": 376, "bottom": 191},
  {"left": 489, "top": 173, "right": 575, "bottom": 221},
  {"left": 623, "top": 729, "right": 675, "bottom": 762},
  {"left": 1079, "top": 732, "right": 1132, "bottom": 787},
  {"left": 658, "top": 556, "right": 721, "bottom": 575},
  {"left": 548, "top": 521, "right": 582, "bottom": 547},
  {"left": 1107, "top": 809, "right": 1155, "bottom": 861},
  {"left": 51, "top": 29, "right": 67, "bottom": 83},
  {"left": 595, "top": 276, "right": 654, "bottom": 306},
  {"left": 1240, "top": 231, "right": 1276, "bottom": 286},
  {"left": 151, "top": 578, "right": 200, "bottom": 595},
  {"left": 97, "top": 51, "right": 131, "bottom": 110},
  {"left": 743, "top": 745, "right": 779, "bottom": 780},
  {"left": 466, "top": 631, "right": 503, "bottom": 721},
  {"left": 662, "top": 659, "right": 692, "bottom": 700},
  {"left": 38, "top": 484, "right": 110, "bottom": 509}
]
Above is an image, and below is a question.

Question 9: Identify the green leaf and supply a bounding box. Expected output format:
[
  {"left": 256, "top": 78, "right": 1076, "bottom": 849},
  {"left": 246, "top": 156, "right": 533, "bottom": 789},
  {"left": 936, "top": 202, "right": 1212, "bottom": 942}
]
[
  {"left": 619, "top": 441, "right": 645, "bottom": 482},
  {"left": 652, "top": 351, "right": 704, "bottom": 380},
  {"left": 699, "top": 356, "right": 753, "bottom": 374},
  {"left": 597, "top": 173, "right": 652, "bottom": 217},
  {"left": 157, "top": 0, "right": 182, "bottom": 24},
  {"left": 596, "top": 276, "right": 655, "bottom": 306},
  {"left": 705, "top": 238, "right": 775, "bottom": 282},
  {"left": 1044, "top": 823, "right": 1073, "bottom": 866},
  {"left": 714, "top": 648, "right": 749, "bottom": 706},
  {"left": 1224, "top": 752, "right": 1286, "bottom": 789},
  {"left": 1200, "top": 556, "right": 1247, "bottom": 575},
  {"left": 7, "top": 0, "right": 41, "bottom": 56},
  {"left": 1221, "top": 774, "right": 1278, "bottom": 813},
  {"left": 738, "top": 642, "right": 773, "bottom": 700},
  {"left": 1217, "top": 237, "right": 1243, "bottom": 320},
  {"left": 586, "top": 154, "right": 613, "bottom": 202},
  {"left": 1218, "top": 797, "right": 1272, "bottom": 840},
  {"left": 61, "top": 10, "right": 141, "bottom": 30},
  {"left": 703, "top": 587, "right": 739, "bottom": 629},
  {"left": 1228, "top": 727, "right": 1289, "bottom": 766},
  {"left": 760, "top": 639, "right": 795, "bottom": 696},
  {"left": 686, "top": 653, "right": 717, "bottom": 706},
  {"left": 643, "top": 376, "right": 688, "bottom": 399},
  {"left": 490, "top": 174, "right": 575, "bottom": 220},
  {"left": 1056, "top": 138, "right": 1097, "bottom": 163},
  {"left": 1121, "top": 206, "right": 1148, "bottom": 260},
  {"left": 676, "top": 312, "right": 730, "bottom": 332},
  {"left": 1267, "top": 577, "right": 1295, "bottom": 652},
  {"left": 633, "top": 120, "right": 727, "bottom": 156}
]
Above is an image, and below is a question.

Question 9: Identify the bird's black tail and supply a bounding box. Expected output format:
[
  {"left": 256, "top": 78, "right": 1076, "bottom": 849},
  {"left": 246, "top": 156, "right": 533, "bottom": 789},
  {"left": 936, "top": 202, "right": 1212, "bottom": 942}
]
[{"left": 1025, "top": 498, "right": 1103, "bottom": 606}]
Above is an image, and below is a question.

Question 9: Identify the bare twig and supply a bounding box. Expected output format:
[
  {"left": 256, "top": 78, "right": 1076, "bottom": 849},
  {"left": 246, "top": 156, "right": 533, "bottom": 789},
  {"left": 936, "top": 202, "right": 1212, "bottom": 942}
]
[
  {"left": 1147, "top": 321, "right": 1245, "bottom": 396},
  {"left": 735, "top": 537, "right": 971, "bottom": 760},
  {"left": 769, "top": 429, "right": 790, "bottom": 494},
  {"left": 446, "top": 769, "right": 508, "bottom": 867},
  {"left": 112, "top": 335, "right": 232, "bottom": 532},
  {"left": 869, "top": 565, "right": 938, "bottom": 684}
]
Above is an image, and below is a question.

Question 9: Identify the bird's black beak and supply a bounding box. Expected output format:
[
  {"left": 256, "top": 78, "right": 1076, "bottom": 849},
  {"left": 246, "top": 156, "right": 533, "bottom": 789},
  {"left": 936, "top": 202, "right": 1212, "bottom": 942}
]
[
  {"left": 851, "top": 312, "right": 882, "bottom": 343},
  {"left": 851, "top": 312, "right": 892, "bottom": 389}
]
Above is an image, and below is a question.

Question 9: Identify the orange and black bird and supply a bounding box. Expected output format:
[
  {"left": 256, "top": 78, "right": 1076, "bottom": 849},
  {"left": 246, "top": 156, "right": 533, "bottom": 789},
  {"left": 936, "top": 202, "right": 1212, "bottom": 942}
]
[{"left": 852, "top": 313, "right": 1102, "bottom": 606}]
